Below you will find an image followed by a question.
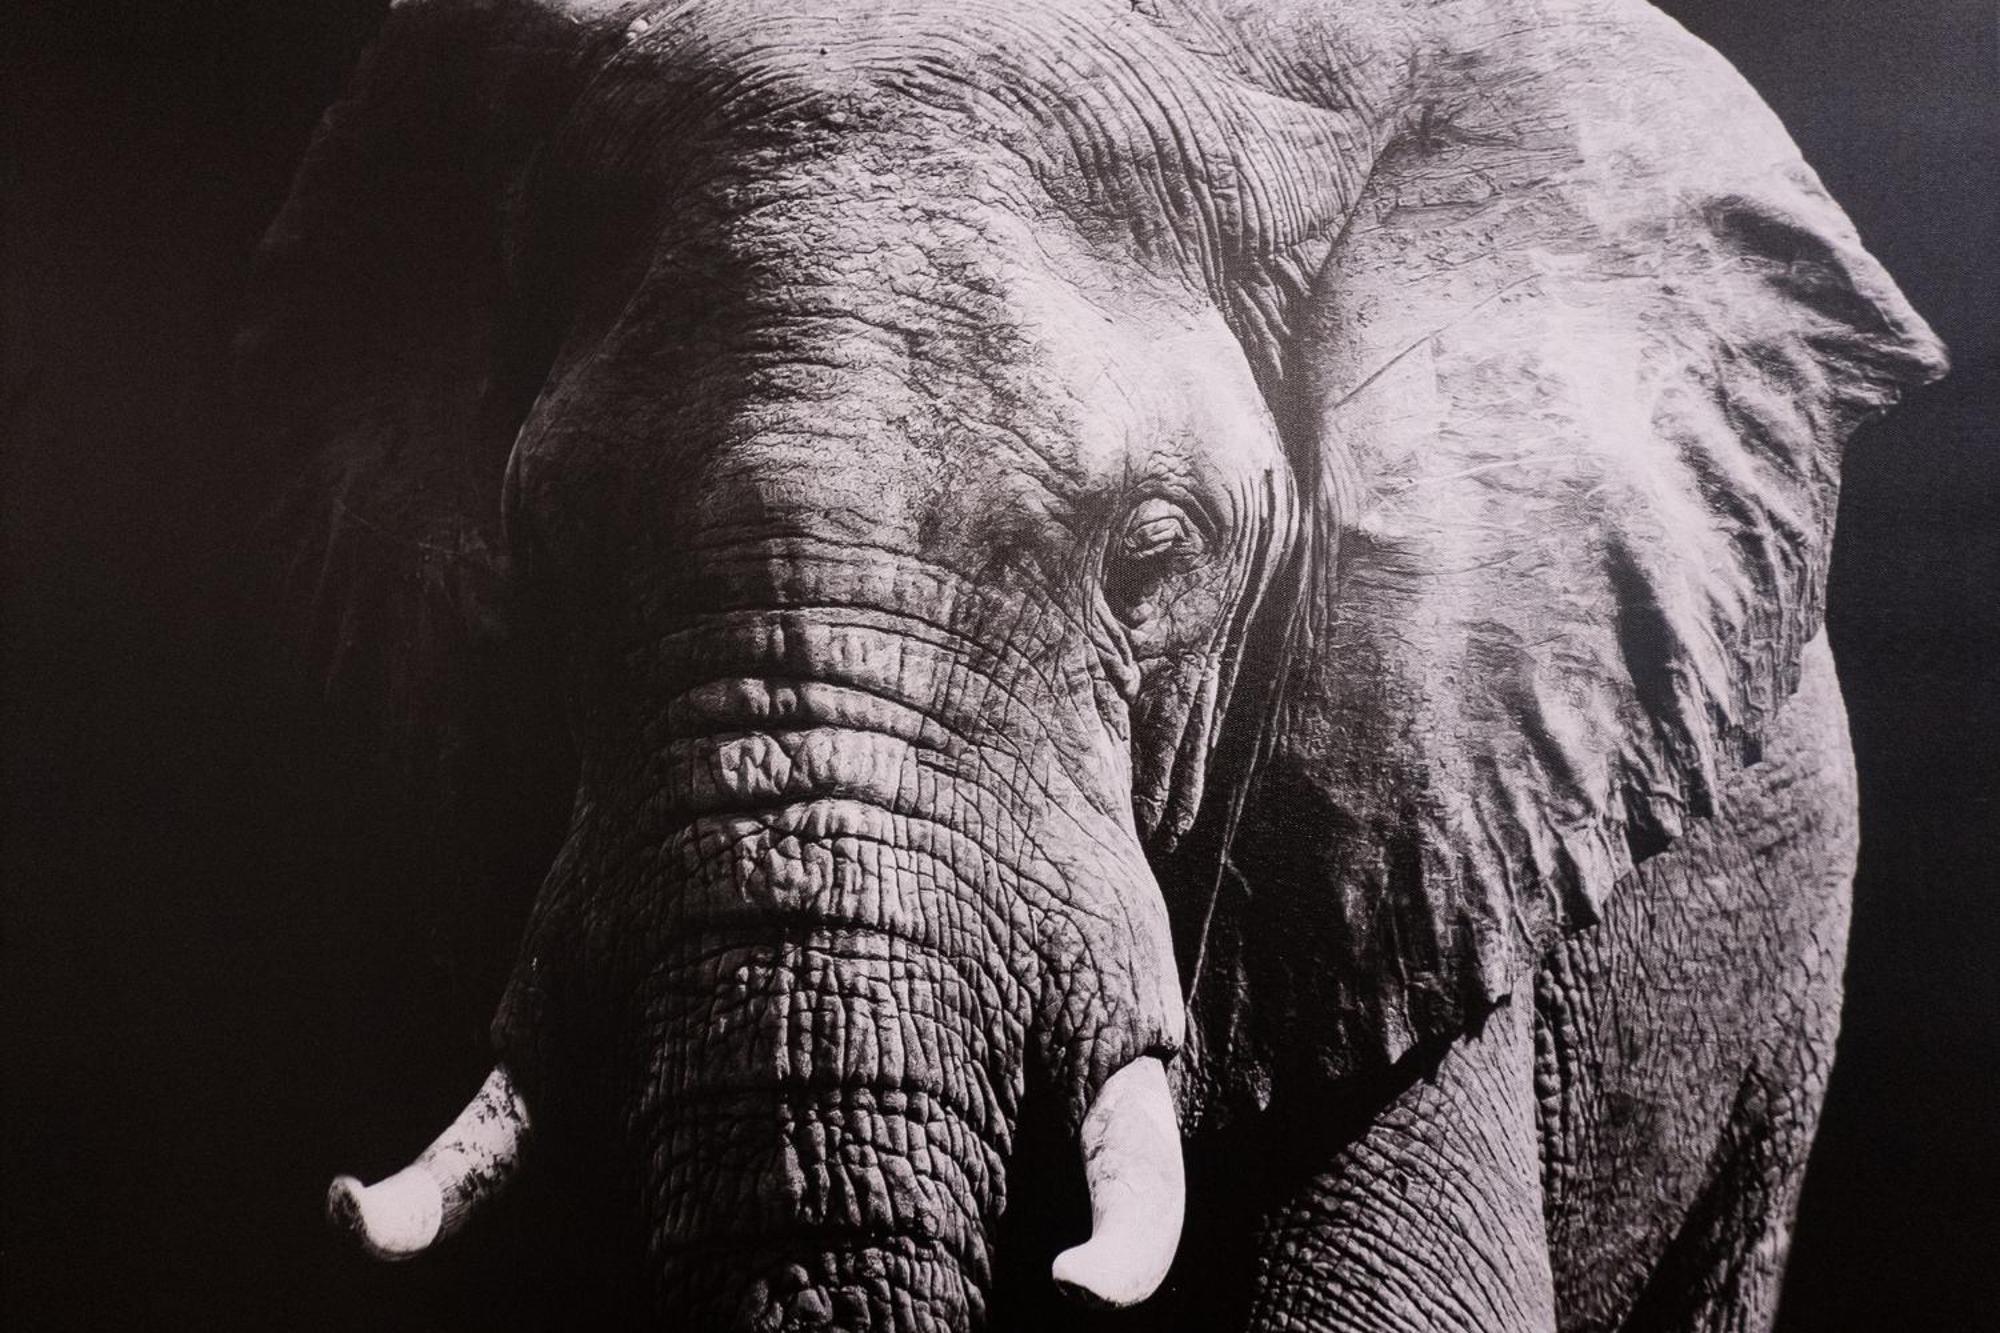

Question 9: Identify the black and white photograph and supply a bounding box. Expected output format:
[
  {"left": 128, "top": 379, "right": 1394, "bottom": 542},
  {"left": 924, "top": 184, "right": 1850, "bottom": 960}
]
[{"left": 5, "top": 1, "right": 1995, "bottom": 1328}]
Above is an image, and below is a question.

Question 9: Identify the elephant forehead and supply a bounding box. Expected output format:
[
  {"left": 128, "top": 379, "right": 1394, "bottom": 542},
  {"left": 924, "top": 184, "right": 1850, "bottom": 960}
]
[
  {"left": 557, "top": 0, "right": 1380, "bottom": 292},
  {"left": 514, "top": 172, "right": 1281, "bottom": 574},
  {"left": 651, "top": 268, "right": 1254, "bottom": 558},
  {"left": 509, "top": 0, "right": 1334, "bottom": 565}
]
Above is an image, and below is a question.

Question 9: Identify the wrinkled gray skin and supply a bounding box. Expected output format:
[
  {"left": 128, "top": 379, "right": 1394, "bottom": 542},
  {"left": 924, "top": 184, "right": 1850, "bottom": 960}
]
[{"left": 254, "top": 0, "right": 1945, "bottom": 1328}]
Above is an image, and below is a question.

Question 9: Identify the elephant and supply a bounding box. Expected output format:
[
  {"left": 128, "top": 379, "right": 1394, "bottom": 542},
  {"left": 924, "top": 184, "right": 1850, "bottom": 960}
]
[{"left": 245, "top": 0, "right": 1946, "bottom": 1328}]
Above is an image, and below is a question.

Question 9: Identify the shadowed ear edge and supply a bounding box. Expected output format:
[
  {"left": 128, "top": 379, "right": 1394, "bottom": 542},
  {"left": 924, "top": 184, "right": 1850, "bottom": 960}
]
[{"left": 235, "top": 0, "right": 606, "bottom": 795}]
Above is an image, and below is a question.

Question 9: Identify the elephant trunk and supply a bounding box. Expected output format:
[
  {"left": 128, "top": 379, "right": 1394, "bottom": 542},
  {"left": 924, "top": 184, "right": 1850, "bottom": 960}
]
[
  {"left": 613, "top": 717, "right": 1029, "bottom": 1327},
  {"left": 630, "top": 936, "right": 1182, "bottom": 1328},
  {"left": 603, "top": 618, "right": 1182, "bottom": 1327},
  {"left": 631, "top": 921, "right": 1013, "bottom": 1329},
  {"left": 338, "top": 606, "right": 1186, "bottom": 1327}
]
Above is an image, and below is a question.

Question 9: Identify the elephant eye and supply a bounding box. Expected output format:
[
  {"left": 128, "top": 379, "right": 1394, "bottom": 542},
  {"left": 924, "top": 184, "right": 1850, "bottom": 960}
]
[
  {"left": 1120, "top": 499, "right": 1205, "bottom": 563},
  {"left": 1105, "top": 498, "right": 1210, "bottom": 629}
]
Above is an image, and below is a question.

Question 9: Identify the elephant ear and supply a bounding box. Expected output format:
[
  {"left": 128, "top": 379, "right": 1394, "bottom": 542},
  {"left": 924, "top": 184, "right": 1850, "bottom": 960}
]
[
  {"left": 236, "top": 0, "right": 602, "bottom": 798},
  {"left": 1210, "top": 0, "right": 1946, "bottom": 1082}
]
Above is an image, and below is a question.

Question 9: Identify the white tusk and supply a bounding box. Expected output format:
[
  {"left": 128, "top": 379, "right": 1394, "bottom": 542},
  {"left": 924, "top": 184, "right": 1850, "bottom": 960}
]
[
  {"left": 1050, "top": 1055, "right": 1185, "bottom": 1308},
  {"left": 326, "top": 1065, "right": 530, "bottom": 1262}
]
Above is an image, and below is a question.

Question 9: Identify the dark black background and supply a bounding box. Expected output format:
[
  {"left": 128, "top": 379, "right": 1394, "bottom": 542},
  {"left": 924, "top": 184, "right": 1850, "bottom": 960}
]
[{"left": 5, "top": 2, "right": 1994, "bottom": 1327}]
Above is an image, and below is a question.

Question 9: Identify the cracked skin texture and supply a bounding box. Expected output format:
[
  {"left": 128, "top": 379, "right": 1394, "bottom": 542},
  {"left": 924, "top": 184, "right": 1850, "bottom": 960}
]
[{"left": 247, "top": 0, "right": 1940, "bottom": 1328}]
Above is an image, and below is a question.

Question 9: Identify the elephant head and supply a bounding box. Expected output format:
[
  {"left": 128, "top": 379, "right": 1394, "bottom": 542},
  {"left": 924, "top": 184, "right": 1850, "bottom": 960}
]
[{"left": 248, "top": 0, "right": 1943, "bottom": 1327}]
